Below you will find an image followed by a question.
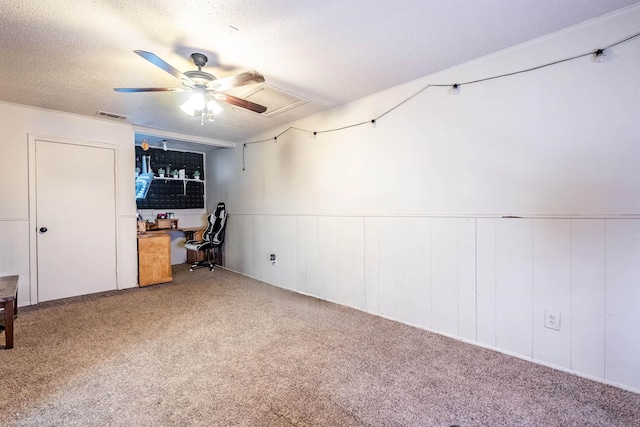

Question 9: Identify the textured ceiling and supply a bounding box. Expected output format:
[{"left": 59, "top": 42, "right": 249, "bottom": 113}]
[{"left": 1, "top": 0, "right": 638, "bottom": 148}]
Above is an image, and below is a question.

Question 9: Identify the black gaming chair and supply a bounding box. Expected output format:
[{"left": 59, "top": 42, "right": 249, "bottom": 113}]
[{"left": 185, "top": 202, "right": 228, "bottom": 271}]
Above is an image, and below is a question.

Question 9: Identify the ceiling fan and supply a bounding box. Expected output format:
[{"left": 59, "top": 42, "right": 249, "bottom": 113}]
[{"left": 115, "top": 50, "right": 267, "bottom": 122}]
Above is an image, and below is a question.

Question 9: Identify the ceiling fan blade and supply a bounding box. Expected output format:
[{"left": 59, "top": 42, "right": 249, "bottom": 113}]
[
  {"left": 114, "top": 87, "right": 190, "bottom": 93},
  {"left": 207, "top": 70, "right": 265, "bottom": 91},
  {"left": 214, "top": 93, "right": 267, "bottom": 114},
  {"left": 134, "top": 50, "right": 194, "bottom": 86}
]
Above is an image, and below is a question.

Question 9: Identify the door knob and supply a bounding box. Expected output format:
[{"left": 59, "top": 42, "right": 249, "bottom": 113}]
[{"left": 39, "top": 227, "right": 48, "bottom": 233}]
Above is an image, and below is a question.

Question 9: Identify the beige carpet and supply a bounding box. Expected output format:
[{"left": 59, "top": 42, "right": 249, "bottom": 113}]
[{"left": 1, "top": 265, "right": 638, "bottom": 426}]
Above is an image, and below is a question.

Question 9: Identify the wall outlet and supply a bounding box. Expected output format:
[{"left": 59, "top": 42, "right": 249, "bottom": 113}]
[
  {"left": 544, "top": 310, "right": 561, "bottom": 331},
  {"left": 270, "top": 254, "right": 277, "bottom": 265}
]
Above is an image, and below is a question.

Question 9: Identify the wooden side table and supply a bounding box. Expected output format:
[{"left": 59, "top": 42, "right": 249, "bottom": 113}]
[{"left": 0, "top": 275, "right": 18, "bottom": 349}]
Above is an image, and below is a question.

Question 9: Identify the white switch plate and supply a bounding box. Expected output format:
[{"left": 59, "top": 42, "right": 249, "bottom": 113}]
[{"left": 544, "top": 310, "right": 561, "bottom": 331}]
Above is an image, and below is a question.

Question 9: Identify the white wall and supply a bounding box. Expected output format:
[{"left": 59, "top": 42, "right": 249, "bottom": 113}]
[
  {"left": 208, "top": 6, "right": 640, "bottom": 392},
  {"left": 0, "top": 102, "right": 138, "bottom": 304}
]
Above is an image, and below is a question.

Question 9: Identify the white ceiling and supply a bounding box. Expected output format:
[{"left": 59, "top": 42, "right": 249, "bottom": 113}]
[{"left": 1, "top": 0, "right": 637, "bottom": 148}]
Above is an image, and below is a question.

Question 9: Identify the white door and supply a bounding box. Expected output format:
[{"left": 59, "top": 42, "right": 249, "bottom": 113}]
[{"left": 35, "top": 140, "right": 117, "bottom": 302}]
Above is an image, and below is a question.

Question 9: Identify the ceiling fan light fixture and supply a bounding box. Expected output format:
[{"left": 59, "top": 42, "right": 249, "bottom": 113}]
[
  {"left": 180, "top": 100, "right": 197, "bottom": 116},
  {"left": 179, "top": 103, "right": 196, "bottom": 116},
  {"left": 180, "top": 90, "right": 207, "bottom": 116},
  {"left": 192, "top": 92, "right": 206, "bottom": 110},
  {"left": 206, "top": 99, "right": 223, "bottom": 116}
]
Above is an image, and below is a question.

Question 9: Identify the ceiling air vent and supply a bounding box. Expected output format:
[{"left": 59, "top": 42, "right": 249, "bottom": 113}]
[
  {"left": 226, "top": 84, "right": 308, "bottom": 117},
  {"left": 96, "top": 110, "right": 128, "bottom": 120}
]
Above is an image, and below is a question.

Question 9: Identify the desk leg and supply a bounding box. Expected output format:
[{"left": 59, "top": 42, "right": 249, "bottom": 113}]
[{"left": 3, "top": 300, "right": 13, "bottom": 349}]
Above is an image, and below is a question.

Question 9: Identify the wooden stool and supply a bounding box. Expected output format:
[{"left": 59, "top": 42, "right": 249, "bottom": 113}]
[{"left": 0, "top": 275, "right": 18, "bottom": 349}]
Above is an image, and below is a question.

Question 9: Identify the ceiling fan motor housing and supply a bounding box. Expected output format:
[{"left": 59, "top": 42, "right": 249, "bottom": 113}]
[
  {"left": 184, "top": 70, "right": 216, "bottom": 86},
  {"left": 191, "top": 53, "right": 208, "bottom": 70},
  {"left": 184, "top": 53, "right": 216, "bottom": 86}
]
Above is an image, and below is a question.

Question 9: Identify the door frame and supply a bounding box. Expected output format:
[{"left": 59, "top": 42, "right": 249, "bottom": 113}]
[{"left": 27, "top": 134, "right": 120, "bottom": 305}]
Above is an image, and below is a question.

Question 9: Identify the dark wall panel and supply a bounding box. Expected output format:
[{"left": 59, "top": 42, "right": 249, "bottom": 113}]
[{"left": 135, "top": 147, "right": 205, "bottom": 210}]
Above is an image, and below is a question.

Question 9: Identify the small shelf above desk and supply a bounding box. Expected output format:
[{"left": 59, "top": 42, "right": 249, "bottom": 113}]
[
  {"left": 145, "top": 218, "right": 179, "bottom": 231},
  {"left": 153, "top": 177, "right": 203, "bottom": 182}
]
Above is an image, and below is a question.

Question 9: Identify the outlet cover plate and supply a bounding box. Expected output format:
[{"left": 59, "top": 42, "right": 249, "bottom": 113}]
[{"left": 544, "top": 310, "right": 561, "bottom": 331}]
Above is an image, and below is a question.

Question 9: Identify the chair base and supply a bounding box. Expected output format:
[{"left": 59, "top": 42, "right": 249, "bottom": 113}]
[
  {"left": 189, "top": 260, "right": 215, "bottom": 271},
  {"left": 188, "top": 247, "right": 217, "bottom": 271}
]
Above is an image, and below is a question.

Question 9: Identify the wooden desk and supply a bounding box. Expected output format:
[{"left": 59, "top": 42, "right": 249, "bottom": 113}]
[
  {"left": 145, "top": 227, "right": 206, "bottom": 264},
  {"left": 0, "top": 275, "right": 18, "bottom": 349},
  {"left": 144, "top": 226, "right": 204, "bottom": 235},
  {"left": 137, "top": 233, "right": 172, "bottom": 286}
]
